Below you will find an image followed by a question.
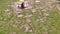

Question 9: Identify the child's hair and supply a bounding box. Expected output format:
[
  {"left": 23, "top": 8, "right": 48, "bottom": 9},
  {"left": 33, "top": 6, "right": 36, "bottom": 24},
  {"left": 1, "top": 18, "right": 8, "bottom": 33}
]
[
  {"left": 18, "top": 2, "right": 25, "bottom": 9},
  {"left": 21, "top": 2, "right": 25, "bottom": 9}
]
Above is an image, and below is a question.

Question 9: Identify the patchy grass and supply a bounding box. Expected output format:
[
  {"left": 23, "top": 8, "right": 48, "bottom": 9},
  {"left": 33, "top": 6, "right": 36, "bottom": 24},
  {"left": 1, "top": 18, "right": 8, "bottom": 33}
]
[{"left": 0, "top": 0, "right": 60, "bottom": 34}]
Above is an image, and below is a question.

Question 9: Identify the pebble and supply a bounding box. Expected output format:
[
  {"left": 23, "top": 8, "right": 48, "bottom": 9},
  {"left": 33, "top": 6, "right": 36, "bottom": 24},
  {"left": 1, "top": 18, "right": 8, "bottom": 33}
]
[
  {"left": 17, "top": 14, "right": 24, "bottom": 17},
  {"left": 44, "top": 13, "right": 49, "bottom": 16},
  {"left": 35, "top": 0, "right": 40, "bottom": 2},
  {"left": 26, "top": 18, "right": 31, "bottom": 23},
  {"left": 28, "top": 30, "right": 33, "bottom": 32},
  {"left": 9, "top": 32, "right": 16, "bottom": 34},
  {"left": 32, "top": 9, "right": 36, "bottom": 13},
  {"left": 24, "top": 14, "right": 32, "bottom": 18},
  {"left": 4, "top": 9, "right": 10, "bottom": 12}
]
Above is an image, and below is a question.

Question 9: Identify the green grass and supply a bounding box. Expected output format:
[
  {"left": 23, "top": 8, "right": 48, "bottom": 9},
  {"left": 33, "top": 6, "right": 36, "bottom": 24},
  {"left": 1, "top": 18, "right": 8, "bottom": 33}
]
[{"left": 0, "top": 0, "right": 60, "bottom": 34}]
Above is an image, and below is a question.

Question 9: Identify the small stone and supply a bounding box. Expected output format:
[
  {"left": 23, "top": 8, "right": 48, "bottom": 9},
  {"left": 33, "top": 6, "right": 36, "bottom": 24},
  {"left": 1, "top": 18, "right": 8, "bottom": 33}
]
[
  {"left": 8, "top": 5, "right": 11, "bottom": 7},
  {"left": 58, "top": 9, "right": 60, "bottom": 11},
  {"left": 13, "top": 25, "right": 17, "bottom": 28},
  {"left": 44, "top": 13, "right": 49, "bottom": 16},
  {"left": 32, "top": 9, "right": 36, "bottom": 13},
  {"left": 26, "top": 18, "right": 31, "bottom": 23},
  {"left": 42, "top": 9, "right": 47, "bottom": 12},
  {"left": 35, "top": 0, "right": 40, "bottom": 2},
  {"left": 28, "top": 30, "right": 33, "bottom": 32},
  {"left": 15, "top": 20, "right": 21, "bottom": 24},
  {"left": 4, "top": 18, "right": 7, "bottom": 21},
  {"left": 24, "top": 14, "right": 32, "bottom": 18},
  {"left": 40, "top": 18, "right": 44, "bottom": 22},
  {"left": 17, "top": 14, "right": 24, "bottom": 17},
  {"left": 42, "top": 31, "right": 48, "bottom": 34},
  {"left": 56, "top": 5, "right": 60, "bottom": 11},
  {"left": 40, "top": 7, "right": 45, "bottom": 9},
  {"left": 4, "top": 9, "right": 10, "bottom": 12},
  {"left": 36, "top": 19, "right": 40, "bottom": 22},
  {"left": 28, "top": 14, "right": 32, "bottom": 17},
  {"left": 9, "top": 32, "right": 16, "bottom": 34}
]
